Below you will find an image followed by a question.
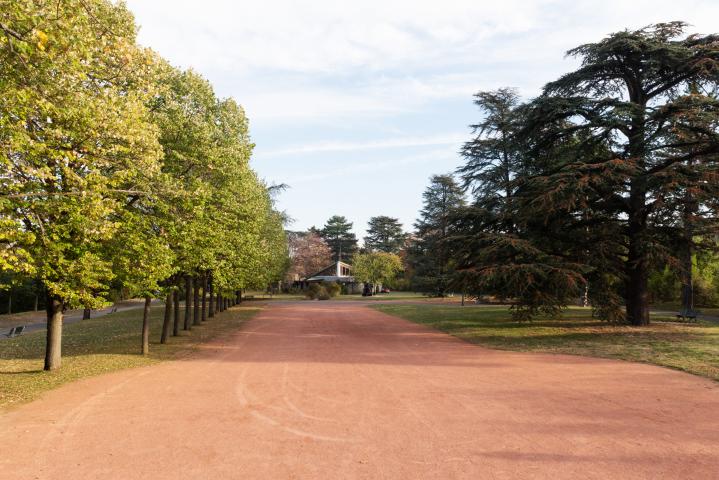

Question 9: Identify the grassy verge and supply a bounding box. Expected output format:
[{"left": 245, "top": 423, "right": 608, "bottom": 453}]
[
  {"left": 0, "top": 305, "right": 260, "bottom": 410},
  {"left": 335, "top": 292, "right": 429, "bottom": 301},
  {"left": 652, "top": 302, "right": 719, "bottom": 317},
  {"left": 372, "top": 305, "right": 719, "bottom": 381}
]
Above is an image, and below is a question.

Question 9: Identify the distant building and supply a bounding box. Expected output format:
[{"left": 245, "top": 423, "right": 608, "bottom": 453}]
[{"left": 305, "top": 261, "right": 378, "bottom": 295}]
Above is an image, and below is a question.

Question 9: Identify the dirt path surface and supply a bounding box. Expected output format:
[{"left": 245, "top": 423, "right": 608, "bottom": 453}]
[{"left": 1, "top": 302, "right": 718, "bottom": 479}]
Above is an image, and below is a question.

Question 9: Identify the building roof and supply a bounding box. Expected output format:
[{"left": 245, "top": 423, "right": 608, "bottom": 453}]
[
  {"left": 305, "top": 275, "right": 356, "bottom": 283},
  {"left": 306, "top": 261, "right": 352, "bottom": 280}
]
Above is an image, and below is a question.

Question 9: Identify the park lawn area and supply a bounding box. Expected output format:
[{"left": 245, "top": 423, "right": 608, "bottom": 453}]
[
  {"left": 242, "top": 291, "right": 305, "bottom": 301},
  {"left": 652, "top": 302, "right": 719, "bottom": 317},
  {"left": 336, "top": 292, "right": 429, "bottom": 301},
  {"left": 0, "top": 305, "right": 260, "bottom": 410},
  {"left": 373, "top": 304, "right": 719, "bottom": 381}
]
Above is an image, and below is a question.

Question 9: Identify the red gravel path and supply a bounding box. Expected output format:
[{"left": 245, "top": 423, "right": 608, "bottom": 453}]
[{"left": 1, "top": 302, "right": 718, "bottom": 479}]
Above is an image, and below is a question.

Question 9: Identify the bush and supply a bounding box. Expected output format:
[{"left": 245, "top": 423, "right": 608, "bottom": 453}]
[
  {"left": 306, "top": 282, "right": 341, "bottom": 300},
  {"left": 325, "top": 282, "right": 341, "bottom": 298},
  {"left": 306, "top": 283, "right": 324, "bottom": 299}
]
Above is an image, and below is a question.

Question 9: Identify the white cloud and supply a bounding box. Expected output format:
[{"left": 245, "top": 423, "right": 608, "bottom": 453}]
[
  {"left": 280, "top": 145, "right": 458, "bottom": 185},
  {"left": 127, "top": 0, "right": 719, "bottom": 124},
  {"left": 259, "top": 133, "right": 464, "bottom": 157}
]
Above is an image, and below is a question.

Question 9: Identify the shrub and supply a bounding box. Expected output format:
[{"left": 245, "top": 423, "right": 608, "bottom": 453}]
[
  {"left": 306, "top": 283, "right": 326, "bottom": 300},
  {"left": 325, "top": 282, "right": 341, "bottom": 298}
]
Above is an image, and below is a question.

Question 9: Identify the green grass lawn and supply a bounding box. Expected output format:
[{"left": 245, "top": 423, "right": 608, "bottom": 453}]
[
  {"left": 651, "top": 302, "right": 719, "bottom": 317},
  {"left": 0, "top": 305, "right": 260, "bottom": 410},
  {"left": 373, "top": 304, "right": 719, "bottom": 381},
  {"left": 335, "top": 292, "right": 428, "bottom": 301}
]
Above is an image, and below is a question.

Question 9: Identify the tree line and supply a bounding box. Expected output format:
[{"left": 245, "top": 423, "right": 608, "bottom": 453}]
[{"left": 0, "top": 0, "right": 288, "bottom": 370}]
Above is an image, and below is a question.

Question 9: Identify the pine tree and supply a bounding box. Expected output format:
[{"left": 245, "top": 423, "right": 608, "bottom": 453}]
[
  {"left": 409, "top": 175, "right": 465, "bottom": 296},
  {"left": 519, "top": 22, "right": 719, "bottom": 325},
  {"left": 320, "top": 216, "right": 358, "bottom": 262},
  {"left": 363, "top": 216, "right": 406, "bottom": 253}
]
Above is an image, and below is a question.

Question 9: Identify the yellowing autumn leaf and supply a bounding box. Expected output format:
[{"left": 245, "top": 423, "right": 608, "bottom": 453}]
[{"left": 35, "top": 29, "right": 49, "bottom": 50}]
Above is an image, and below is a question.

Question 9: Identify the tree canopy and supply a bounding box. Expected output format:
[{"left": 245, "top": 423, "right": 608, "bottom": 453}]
[
  {"left": 352, "top": 252, "right": 403, "bottom": 287},
  {"left": 320, "top": 215, "right": 358, "bottom": 262},
  {"left": 363, "top": 216, "right": 406, "bottom": 254},
  {"left": 452, "top": 22, "right": 719, "bottom": 324},
  {"left": 0, "top": 0, "right": 288, "bottom": 369},
  {"left": 408, "top": 175, "right": 465, "bottom": 296}
]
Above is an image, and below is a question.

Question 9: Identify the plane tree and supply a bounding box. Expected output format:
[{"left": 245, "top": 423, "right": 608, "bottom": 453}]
[{"left": 0, "top": 0, "right": 164, "bottom": 369}]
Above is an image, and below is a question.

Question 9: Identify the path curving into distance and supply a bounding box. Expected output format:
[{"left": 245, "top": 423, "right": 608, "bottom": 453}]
[{"left": 1, "top": 301, "right": 717, "bottom": 479}]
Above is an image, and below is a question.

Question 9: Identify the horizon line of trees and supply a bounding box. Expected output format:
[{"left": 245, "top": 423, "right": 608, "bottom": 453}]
[{"left": 1, "top": 0, "right": 288, "bottom": 370}]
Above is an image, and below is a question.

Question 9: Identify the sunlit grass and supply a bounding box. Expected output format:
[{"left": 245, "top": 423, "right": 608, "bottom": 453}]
[
  {"left": 373, "top": 305, "right": 719, "bottom": 381},
  {"left": 0, "top": 305, "right": 260, "bottom": 410}
]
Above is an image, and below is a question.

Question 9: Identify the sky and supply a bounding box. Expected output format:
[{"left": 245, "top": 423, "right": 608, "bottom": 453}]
[{"left": 125, "top": 0, "right": 719, "bottom": 238}]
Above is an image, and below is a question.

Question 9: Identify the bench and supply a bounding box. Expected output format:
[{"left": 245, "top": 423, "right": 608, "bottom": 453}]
[
  {"left": 676, "top": 309, "right": 700, "bottom": 322},
  {"left": 5, "top": 325, "right": 26, "bottom": 338}
]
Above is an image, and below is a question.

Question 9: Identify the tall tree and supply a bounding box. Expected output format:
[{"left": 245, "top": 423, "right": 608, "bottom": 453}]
[
  {"left": 363, "top": 216, "right": 406, "bottom": 253},
  {"left": 459, "top": 88, "right": 526, "bottom": 233},
  {"left": 409, "top": 175, "right": 465, "bottom": 296},
  {"left": 518, "top": 22, "right": 719, "bottom": 325},
  {"left": 320, "top": 215, "right": 358, "bottom": 262},
  {"left": 0, "top": 0, "right": 163, "bottom": 369}
]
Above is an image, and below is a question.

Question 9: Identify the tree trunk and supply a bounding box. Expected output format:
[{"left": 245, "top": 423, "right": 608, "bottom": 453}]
[
  {"left": 193, "top": 278, "right": 201, "bottom": 326},
  {"left": 7, "top": 294, "right": 11, "bottom": 315},
  {"left": 680, "top": 185, "right": 697, "bottom": 312},
  {"left": 201, "top": 273, "right": 208, "bottom": 322},
  {"left": 680, "top": 238, "right": 694, "bottom": 311},
  {"left": 236, "top": 290, "right": 242, "bottom": 304},
  {"left": 44, "top": 294, "right": 64, "bottom": 371},
  {"left": 34, "top": 294, "right": 38, "bottom": 312},
  {"left": 184, "top": 276, "right": 192, "bottom": 331},
  {"left": 82, "top": 307, "right": 91, "bottom": 320},
  {"left": 141, "top": 296, "right": 152, "bottom": 355},
  {"left": 160, "top": 292, "right": 173, "bottom": 344},
  {"left": 173, "top": 289, "right": 180, "bottom": 337},
  {"left": 626, "top": 177, "right": 650, "bottom": 326},
  {"left": 217, "top": 293, "right": 222, "bottom": 313},
  {"left": 208, "top": 274, "right": 215, "bottom": 319}
]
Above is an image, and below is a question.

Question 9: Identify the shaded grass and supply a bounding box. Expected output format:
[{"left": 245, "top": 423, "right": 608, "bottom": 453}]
[
  {"left": 373, "top": 305, "right": 719, "bottom": 381},
  {"left": 0, "top": 311, "right": 43, "bottom": 330},
  {"left": 0, "top": 305, "right": 260, "bottom": 410},
  {"left": 652, "top": 302, "right": 719, "bottom": 318},
  {"left": 335, "top": 292, "right": 428, "bottom": 301}
]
